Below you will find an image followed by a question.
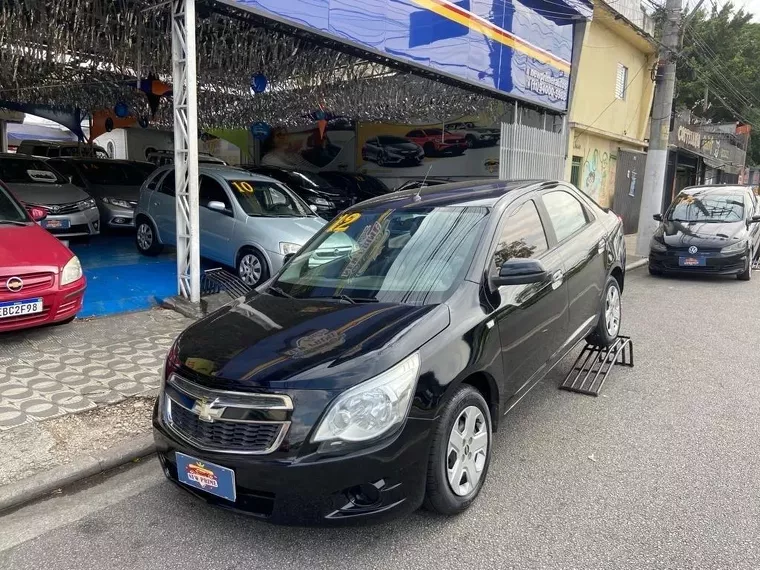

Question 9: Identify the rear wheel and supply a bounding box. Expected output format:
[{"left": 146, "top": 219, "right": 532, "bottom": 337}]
[
  {"left": 135, "top": 218, "right": 163, "bottom": 256},
  {"left": 424, "top": 385, "right": 492, "bottom": 516},
  {"left": 587, "top": 275, "right": 622, "bottom": 347}
]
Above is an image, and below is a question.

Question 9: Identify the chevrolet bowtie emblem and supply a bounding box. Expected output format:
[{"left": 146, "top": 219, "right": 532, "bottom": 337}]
[{"left": 192, "top": 397, "right": 225, "bottom": 423}]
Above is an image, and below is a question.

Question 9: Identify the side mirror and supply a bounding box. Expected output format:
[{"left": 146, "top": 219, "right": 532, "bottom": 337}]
[
  {"left": 490, "top": 258, "right": 548, "bottom": 288},
  {"left": 310, "top": 204, "right": 318, "bottom": 213},
  {"left": 28, "top": 206, "right": 48, "bottom": 222},
  {"left": 653, "top": 213, "right": 663, "bottom": 222},
  {"left": 283, "top": 253, "right": 295, "bottom": 264},
  {"left": 207, "top": 201, "right": 227, "bottom": 212}
]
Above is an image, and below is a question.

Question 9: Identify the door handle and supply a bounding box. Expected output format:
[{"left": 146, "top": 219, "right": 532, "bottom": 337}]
[{"left": 551, "top": 269, "right": 564, "bottom": 290}]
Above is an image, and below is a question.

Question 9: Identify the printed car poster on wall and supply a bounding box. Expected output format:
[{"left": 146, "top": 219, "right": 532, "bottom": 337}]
[
  {"left": 259, "top": 122, "right": 356, "bottom": 172},
  {"left": 356, "top": 117, "right": 501, "bottom": 180},
  {"left": 223, "top": 0, "right": 591, "bottom": 112}
]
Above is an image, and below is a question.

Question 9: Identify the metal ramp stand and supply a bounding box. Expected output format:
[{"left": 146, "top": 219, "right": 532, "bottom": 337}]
[
  {"left": 559, "top": 336, "right": 634, "bottom": 396},
  {"left": 201, "top": 268, "right": 252, "bottom": 299}
]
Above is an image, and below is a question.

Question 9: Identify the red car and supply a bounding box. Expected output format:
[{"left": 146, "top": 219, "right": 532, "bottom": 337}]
[
  {"left": 404, "top": 128, "right": 468, "bottom": 157},
  {"left": 0, "top": 181, "right": 86, "bottom": 333}
]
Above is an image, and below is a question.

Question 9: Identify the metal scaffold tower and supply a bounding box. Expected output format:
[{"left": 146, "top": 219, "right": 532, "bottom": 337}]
[{"left": 171, "top": 0, "right": 201, "bottom": 303}]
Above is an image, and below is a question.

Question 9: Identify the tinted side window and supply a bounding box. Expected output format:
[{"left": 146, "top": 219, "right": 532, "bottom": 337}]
[
  {"left": 542, "top": 190, "right": 588, "bottom": 242},
  {"left": 48, "top": 161, "right": 85, "bottom": 187},
  {"left": 160, "top": 171, "right": 175, "bottom": 196},
  {"left": 199, "top": 176, "right": 230, "bottom": 209},
  {"left": 492, "top": 200, "right": 548, "bottom": 269}
]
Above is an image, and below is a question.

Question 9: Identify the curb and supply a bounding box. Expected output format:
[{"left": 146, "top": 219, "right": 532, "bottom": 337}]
[
  {"left": 626, "top": 258, "right": 648, "bottom": 271},
  {"left": 0, "top": 433, "right": 155, "bottom": 514}
]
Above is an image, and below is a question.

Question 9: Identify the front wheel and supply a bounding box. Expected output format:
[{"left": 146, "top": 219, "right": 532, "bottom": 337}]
[
  {"left": 424, "top": 385, "right": 492, "bottom": 516},
  {"left": 737, "top": 253, "right": 752, "bottom": 281},
  {"left": 237, "top": 248, "right": 269, "bottom": 288},
  {"left": 587, "top": 275, "right": 622, "bottom": 347},
  {"left": 135, "top": 218, "right": 163, "bottom": 256}
]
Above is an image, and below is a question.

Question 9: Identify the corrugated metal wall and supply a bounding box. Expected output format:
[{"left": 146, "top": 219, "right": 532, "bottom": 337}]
[{"left": 498, "top": 122, "right": 565, "bottom": 180}]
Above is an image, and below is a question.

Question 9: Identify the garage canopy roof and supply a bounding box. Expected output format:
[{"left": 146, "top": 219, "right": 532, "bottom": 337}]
[{"left": 0, "top": 0, "right": 529, "bottom": 130}]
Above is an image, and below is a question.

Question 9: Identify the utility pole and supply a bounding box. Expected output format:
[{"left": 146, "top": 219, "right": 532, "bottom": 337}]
[{"left": 635, "top": 0, "right": 683, "bottom": 257}]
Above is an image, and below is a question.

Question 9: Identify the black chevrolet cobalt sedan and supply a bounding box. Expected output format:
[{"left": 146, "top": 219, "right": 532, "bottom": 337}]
[
  {"left": 153, "top": 179, "right": 627, "bottom": 525},
  {"left": 648, "top": 185, "right": 760, "bottom": 280}
]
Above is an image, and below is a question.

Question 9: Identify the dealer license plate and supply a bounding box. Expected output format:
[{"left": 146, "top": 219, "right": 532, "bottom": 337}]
[
  {"left": 43, "top": 218, "right": 71, "bottom": 230},
  {"left": 679, "top": 256, "right": 706, "bottom": 267},
  {"left": 176, "top": 452, "right": 236, "bottom": 501},
  {"left": 0, "top": 298, "right": 43, "bottom": 319}
]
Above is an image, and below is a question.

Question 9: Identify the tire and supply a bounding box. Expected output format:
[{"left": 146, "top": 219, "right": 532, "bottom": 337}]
[
  {"left": 587, "top": 275, "right": 622, "bottom": 348},
  {"left": 424, "top": 384, "right": 493, "bottom": 516},
  {"left": 423, "top": 143, "right": 436, "bottom": 157},
  {"left": 648, "top": 265, "right": 662, "bottom": 276},
  {"left": 135, "top": 218, "right": 163, "bottom": 256},
  {"left": 377, "top": 152, "right": 386, "bottom": 167},
  {"left": 237, "top": 248, "right": 269, "bottom": 288},
  {"left": 465, "top": 135, "right": 476, "bottom": 148},
  {"left": 737, "top": 253, "right": 752, "bottom": 281}
]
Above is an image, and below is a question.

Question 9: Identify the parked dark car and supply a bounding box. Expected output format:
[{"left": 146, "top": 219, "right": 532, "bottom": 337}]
[
  {"left": 318, "top": 171, "right": 391, "bottom": 203},
  {"left": 648, "top": 185, "right": 760, "bottom": 280},
  {"left": 47, "top": 158, "right": 155, "bottom": 229},
  {"left": 395, "top": 178, "right": 453, "bottom": 192},
  {"left": 243, "top": 166, "right": 351, "bottom": 220},
  {"left": 361, "top": 135, "right": 424, "bottom": 166},
  {"left": 153, "top": 179, "right": 626, "bottom": 525}
]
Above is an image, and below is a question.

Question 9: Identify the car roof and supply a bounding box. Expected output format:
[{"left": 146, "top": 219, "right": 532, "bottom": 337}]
[
  {"left": 48, "top": 157, "right": 147, "bottom": 166},
  {"left": 680, "top": 185, "right": 751, "bottom": 196},
  {"left": 356, "top": 179, "right": 546, "bottom": 210},
  {"left": 0, "top": 153, "right": 43, "bottom": 160},
  {"left": 154, "top": 164, "right": 276, "bottom": 182}
]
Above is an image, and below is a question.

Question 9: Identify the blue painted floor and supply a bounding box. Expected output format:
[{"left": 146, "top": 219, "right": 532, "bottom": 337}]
[{"left": 70, "top": 235, "right": 178, "bottom": 318}]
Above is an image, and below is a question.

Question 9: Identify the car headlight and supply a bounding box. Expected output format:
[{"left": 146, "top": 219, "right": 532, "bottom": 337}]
[
  {"left": 721, "top": 240, "right": 747, "bottom": 254},
  {"left": 60, "top": 256, "right": 83, "bottom": 286},
  {"left": 102, "top": 197, "right": 132, "bottom": 209},
  {"left": 311, "top": 197, "right": 333, "bottom": 207},
  {"left": 77, "top": 198, "right": 96, "bottom": 211},
  {"left": 312, "top": 352, "right": 421, "bottom": 445},
  {"left": 649, "top": 238, "right": 667, "bottom": 252},
  {"left": 279, "top": 242, "right": 301, "bottom": 256}
]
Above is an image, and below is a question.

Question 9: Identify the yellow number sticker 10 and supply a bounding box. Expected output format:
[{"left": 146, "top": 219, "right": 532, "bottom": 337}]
[
  {"left": 231, "top": 181, "right": 255, "bottom": 194},
  {"left": 328, "top": 212, "right": 361, "bottom": 232}
]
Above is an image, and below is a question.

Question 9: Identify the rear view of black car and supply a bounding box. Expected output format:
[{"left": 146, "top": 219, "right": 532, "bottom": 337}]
[
  {"left": 648, "top": 185, "right": 760, "bottom": 280},
  {"left": 318, "top": 171, "right": 391, "bottom": 204},
  {"left": 153, "top": 179, "right": 627, "bottom": 525}
]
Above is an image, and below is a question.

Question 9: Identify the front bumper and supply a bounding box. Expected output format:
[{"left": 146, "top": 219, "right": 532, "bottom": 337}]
[
  {"left": 99, "top": 201, "right": 136, "bottom": 228},
  {"left": 43, "top": 207, "right": 100, "bottom": 237},
  {"left": 0, "top": 277, "right": 86, "bottom": 333},
  {"left": 649, "top": 249, "right": 748, "bottom": 275},
  {"left": 153, "top": 401, "right": 433, "bottom": 525}
]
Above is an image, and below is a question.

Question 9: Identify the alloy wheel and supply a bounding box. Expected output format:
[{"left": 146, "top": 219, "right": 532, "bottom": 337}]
[
  {"left": 446, "top": 405, "right": 488, "bottom": 497},
  {"left": 137, "top": 223, "right": 152, "bottom": 251},
  {"left": 605, "top": 285, "right": 621, "bottom": 338},
  {"left": 239, "top": 253, "right": 262, "bottom": 286}
]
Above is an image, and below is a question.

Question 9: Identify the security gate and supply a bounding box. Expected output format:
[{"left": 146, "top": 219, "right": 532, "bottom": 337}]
[
  {"left": 499, "top": 122, "right": 565, "bottom": 180},
  {"left": 612, "top": 149, "right": 647, "bottom": 234}
]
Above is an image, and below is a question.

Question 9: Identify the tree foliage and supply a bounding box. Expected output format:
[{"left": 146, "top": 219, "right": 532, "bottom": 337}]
[{"left": 674, "top": 3, "right": 760, "bottom": 165}]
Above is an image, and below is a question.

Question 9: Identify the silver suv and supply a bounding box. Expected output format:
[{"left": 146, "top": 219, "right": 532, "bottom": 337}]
[{"left": 134, "top": 165, "right": 327, "bottom": 287}]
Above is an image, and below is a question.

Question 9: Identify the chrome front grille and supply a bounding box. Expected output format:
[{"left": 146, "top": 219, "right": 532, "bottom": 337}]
[
  {"left": 163, "top": 374, "right": 292, "bottom": 455},
  {"left": 46, "top": 202, "right": 82, "bottom": 215}
]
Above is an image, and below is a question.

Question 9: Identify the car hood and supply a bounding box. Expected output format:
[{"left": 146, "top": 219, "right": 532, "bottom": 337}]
[
  {"left": 5, "top": 182, "right": 91, "bottom": 206},
  {"left": 0, "top": 224, "right": 73, "bottom": 273},
  {"left": 656, "top": 220, "right": 748, "bottom": 248},
  {"left": 85, "top": 184, "right": 140, "bottom": 201},
  {"left": 386, "top": 142, "right": 422, "bottom": 153},
  {"left": 173, "top": 294, "right": 450, "bottom": 391},
  {"left": 245, "top": 216, "right": 326, "bottom": 245}
]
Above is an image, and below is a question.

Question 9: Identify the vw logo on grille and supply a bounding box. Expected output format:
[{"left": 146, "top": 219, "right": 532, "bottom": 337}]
[
  {"left": 6, "top": 276, "right": 23, "bottom": 293},
  {"left": 688, "top": 246, "right": 698, "bottom": 254}
]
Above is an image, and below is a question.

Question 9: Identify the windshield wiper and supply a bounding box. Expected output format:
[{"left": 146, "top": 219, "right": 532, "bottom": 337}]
[
  {"left": 0, "top": 220, "right": 28, "bottom": 226},
  {"left": 313, "top": 294, "right": 379, "bottom": 304},
  {"left": 267, "top": 286, "right": 294, "bottom": 299}
]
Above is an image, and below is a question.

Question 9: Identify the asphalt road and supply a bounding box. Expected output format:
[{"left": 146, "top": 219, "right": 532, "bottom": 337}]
[{"left": 3, "top": 267, "right": 760, "bottom": 570}]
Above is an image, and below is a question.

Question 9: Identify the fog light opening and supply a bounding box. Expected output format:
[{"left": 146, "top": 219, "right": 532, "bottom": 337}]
[{"left": 346, "top": 483, "right": 381, "bottom": 507}]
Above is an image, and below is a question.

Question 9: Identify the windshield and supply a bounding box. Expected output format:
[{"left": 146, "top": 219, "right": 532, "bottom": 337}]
[
  {"left": 0, "top": 158, "right": 66, "bottom": 184},
  {"left": 274, "top": 206, "right": 488, "bottom": 305},
  {"left": 76, "top": 161, "right": 151, "bottom": 186},
  {"left": 667, "top": 193, "right": 745, "bottom": 223},
  {"left": 0, "top": 183, "right": 29, "bottom": 223},
  {"left": 378, "top": 136, "right": 411, "bottom": 145},
  {"left": 228, "top": 180, "right": 313, "bottom": 217}
]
